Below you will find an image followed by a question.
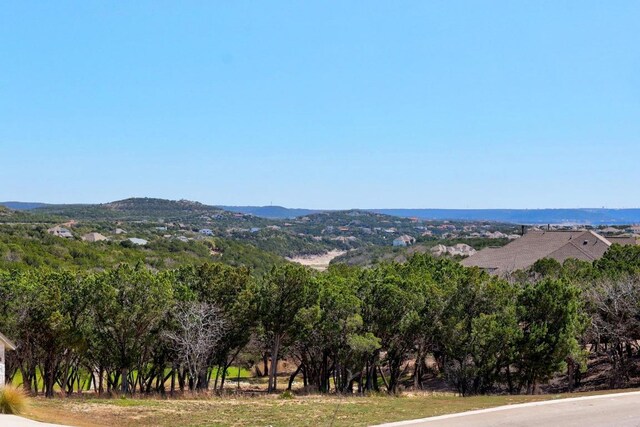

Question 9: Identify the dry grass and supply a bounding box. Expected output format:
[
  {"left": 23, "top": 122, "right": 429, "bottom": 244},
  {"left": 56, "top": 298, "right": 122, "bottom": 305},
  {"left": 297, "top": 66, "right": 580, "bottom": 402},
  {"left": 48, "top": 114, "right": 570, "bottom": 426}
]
[
  {"left": 0, "top": 385, "right": 29, "bottom": 415},
  {"left": 22, "top": 389, "right": 640, "bottom": 427}
]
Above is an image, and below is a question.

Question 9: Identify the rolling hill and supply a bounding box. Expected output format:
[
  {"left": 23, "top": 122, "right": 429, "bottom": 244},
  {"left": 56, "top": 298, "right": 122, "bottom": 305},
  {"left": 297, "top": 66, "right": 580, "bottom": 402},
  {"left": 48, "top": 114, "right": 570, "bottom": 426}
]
[
  {"left": 218, "top": 205, "right": 320, "bottom": 219},
  {"left": 4, "top": 199, "right": 640, "bottom": 224},
  {"left": 28, "top": 198, "right": 238, "bottom": 222}
]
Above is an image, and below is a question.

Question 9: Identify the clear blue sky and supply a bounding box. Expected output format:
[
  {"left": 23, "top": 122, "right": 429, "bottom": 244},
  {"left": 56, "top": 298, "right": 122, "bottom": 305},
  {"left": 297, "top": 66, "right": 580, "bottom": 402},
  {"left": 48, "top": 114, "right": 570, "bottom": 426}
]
[{"left": 1, "top": 1, "right": 639, "bottom": 209}]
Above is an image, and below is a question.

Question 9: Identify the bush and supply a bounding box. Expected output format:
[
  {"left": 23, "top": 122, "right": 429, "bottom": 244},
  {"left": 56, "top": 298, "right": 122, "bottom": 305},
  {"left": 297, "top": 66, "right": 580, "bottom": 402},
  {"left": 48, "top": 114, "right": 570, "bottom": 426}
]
[
  {"left": 0, "top": 385, "right": 28, "bottom": 415},
  {"left": 278, "top": 390, "right": 295, "bottom": 399}
]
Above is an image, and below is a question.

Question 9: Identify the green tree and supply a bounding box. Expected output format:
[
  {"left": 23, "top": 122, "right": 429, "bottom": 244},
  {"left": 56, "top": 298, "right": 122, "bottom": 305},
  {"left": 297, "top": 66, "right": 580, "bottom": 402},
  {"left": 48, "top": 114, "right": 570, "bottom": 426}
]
[
  {"left": 515, "top": 279, "right": 586, "bottom": 394},
  {"left": 92, "top": 265, "right": 173, "bottom": 394},
  {"left": 257, "top": 264, "right": 314, "bottom": 393},
  {"left": 294, "top": 269, "right": 379, "bottom": 393},
  {"left": 172, "top": 263, "right": 256, "bottom": 390}
]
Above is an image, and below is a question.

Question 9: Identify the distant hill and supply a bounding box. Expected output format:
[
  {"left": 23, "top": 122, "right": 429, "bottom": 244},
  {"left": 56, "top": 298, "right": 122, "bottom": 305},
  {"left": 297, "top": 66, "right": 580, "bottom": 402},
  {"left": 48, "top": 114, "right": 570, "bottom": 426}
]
[
  {"left": 219, "top": 205, "right": 321, "bottom": 219},
  {"left": 30, "top": 198, "right": 232, "bottom": 221},
  {"left": 4, "top": 198, "right": 640, "bottom": 224},
  {"left": 0, "top": 201, "right": 48, "bottom": 210}
]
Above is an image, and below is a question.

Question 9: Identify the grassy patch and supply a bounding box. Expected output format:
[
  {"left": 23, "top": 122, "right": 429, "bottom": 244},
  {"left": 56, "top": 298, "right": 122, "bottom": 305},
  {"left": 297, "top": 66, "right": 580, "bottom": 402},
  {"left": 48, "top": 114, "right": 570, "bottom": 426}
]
[
  {"left": 0, "top": 385, "right": 29, "bottom": 415},
  {"left": 22, "top": 389, "right": 638, "bottom": 427}
]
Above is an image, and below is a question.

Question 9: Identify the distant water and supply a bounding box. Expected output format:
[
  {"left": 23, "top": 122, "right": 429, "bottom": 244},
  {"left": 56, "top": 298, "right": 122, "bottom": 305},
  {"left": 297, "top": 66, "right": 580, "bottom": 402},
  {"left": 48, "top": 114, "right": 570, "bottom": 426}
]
[
  {"left": 370, "top": 209, "right": 640, "bottom": 225},
  {"left": 223, "top": 206, "right": 640, "bottom": 225}
]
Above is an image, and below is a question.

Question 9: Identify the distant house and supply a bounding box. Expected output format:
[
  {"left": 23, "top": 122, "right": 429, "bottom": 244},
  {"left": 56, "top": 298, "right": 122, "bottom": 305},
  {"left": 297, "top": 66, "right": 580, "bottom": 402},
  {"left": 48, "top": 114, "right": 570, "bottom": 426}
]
[
  {"left": 461, "top": 230, "right": 616, "bottom": 275},
  {"left": 176, "top": 236, "right": 190, "bottom": 243},
  {"left": 607, "top": 235, "right": 639, "bottom": 246},
  {"left": 600, "top": 226, "right": 621, "bottom": 234},
  {"left": 0, "top": 331, "right": 16, "bottom": 387},
  {"left": 332, "top": 236, "right": 357, "bottom": 244},
  {"left": 250, "top": 227, "right": 261, "bottom": 233},
  {"left": 432, "top": 243, "right": 476, "bottom": 257},
  {"left": 47, "top": 226, "right": 73, "bottom": 239},
  {"left": 128, "top": 238, "right": 148, "bottom": 246},
  {"left": 82, "top": 232, "right": 108, "bottom": 242},
  {"left": 393, "top": 235, "right": 416, "bottom": 247},
  {"left": 115, "top": 228, "right": 127, "bottom": 235},
  {"left": 199, "top": 229, "right": 214, "bottom": 236}
]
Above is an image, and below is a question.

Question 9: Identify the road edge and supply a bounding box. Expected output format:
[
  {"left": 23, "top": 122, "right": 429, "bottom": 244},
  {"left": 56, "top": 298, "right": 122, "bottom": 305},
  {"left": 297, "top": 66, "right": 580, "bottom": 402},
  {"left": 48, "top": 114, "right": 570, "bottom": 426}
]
[{"left": 372, "top": 390, "right": 640, "bottom": 427}]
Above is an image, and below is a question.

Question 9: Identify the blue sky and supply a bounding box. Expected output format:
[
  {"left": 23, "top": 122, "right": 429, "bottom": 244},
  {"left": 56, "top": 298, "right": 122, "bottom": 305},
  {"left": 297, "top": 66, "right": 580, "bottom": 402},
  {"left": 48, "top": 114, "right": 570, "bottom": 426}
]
[{"left": 1, "top": 1, "right": 639, "bottom": 209}]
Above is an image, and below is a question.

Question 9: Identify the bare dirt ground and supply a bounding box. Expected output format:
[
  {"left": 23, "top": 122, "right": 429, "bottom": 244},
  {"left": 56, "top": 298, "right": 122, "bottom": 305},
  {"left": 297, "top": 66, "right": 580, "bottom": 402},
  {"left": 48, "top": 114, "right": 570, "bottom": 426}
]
[{"left": 287, "top": 250, "right": 346, "bottom": 270}]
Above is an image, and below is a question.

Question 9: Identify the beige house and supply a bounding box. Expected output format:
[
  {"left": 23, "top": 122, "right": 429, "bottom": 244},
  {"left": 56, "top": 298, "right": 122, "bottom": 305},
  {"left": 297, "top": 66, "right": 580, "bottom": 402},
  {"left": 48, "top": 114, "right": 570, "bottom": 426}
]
[
  {"left": 0, "top": 332, "right": 16, "bottom": 387},
  {"left": 47, "top": 225, "right": 73, "bottom": 239},
  {"left": 82, "top": 232, "right": 108, "bottom": 242},
  {"left": 461, "top": 230, "right": 616, "bottom": 275},
  {"left": 393, "top": 235, "right": 416, "bottom": 247}
]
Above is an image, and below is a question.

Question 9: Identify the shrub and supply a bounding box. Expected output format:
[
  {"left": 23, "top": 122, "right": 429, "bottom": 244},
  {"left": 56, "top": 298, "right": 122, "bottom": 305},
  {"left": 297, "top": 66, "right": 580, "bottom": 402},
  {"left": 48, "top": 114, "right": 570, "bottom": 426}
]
[
  {"left": 278, "top": 390, "right": 295, "bottom": 399},
  {"left": 0, "top": 385, "right": 28, "bottom": 415}
]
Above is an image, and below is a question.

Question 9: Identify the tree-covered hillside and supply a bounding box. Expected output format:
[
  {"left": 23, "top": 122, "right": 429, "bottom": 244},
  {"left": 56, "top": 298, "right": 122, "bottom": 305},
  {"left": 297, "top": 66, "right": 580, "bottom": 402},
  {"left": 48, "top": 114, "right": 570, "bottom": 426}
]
[
  {"left": 0, "top": 224, "right": 283, "bottom": 275},
  {"left": 32, "top": 197, "right": 237, "bottom": 222},
  {"left": 0, "top": 198, "right": 524, "bottom": 264}
]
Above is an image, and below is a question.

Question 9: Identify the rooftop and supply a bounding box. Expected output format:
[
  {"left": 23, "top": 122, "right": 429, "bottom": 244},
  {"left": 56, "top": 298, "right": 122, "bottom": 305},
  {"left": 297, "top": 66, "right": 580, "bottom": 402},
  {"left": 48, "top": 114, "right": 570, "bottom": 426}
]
[{"left": 461, "top": 230, "right": 612, "bottom": 274}]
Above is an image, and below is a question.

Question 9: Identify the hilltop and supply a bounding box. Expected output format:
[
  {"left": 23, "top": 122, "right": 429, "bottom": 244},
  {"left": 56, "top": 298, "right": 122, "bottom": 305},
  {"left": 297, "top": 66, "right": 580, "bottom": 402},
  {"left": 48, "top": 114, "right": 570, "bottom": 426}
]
[
  {"left": 5, "top": 199, "right": 640, "bottom": 224},
  {"left": 0, "top": 201, "right": 48, "bottom": 210},
  {"left": 0, "top": 205, "right": 30, "bottom": 221},
  {"left": 0, "top": 197, "right": 523, "bottom": 264},
  {"left": 30, "top": 197, "right": 234, "bottom": 222},
  {"left": 0, "top": 206, "right": 14, "bottom": 217}
]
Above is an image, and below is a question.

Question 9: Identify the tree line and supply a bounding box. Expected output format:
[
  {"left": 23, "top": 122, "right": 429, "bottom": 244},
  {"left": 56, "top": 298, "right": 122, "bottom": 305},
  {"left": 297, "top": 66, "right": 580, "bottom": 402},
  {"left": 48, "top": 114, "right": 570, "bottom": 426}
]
[{"left": 1, "top": 245, "right": 640, "bottom": 397}]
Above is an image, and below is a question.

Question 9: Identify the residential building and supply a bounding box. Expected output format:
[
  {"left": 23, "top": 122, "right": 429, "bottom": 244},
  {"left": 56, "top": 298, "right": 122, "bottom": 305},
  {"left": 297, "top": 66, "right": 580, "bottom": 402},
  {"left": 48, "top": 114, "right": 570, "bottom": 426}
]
[
  {"left": 82, "top": 232, "right": 108, "bottom": 242},
  {"left": 0, "top": 331, "right": 16, "bottom": 387},
  {"left": 128, "top": 238, "right": 148, "bottom": 246},
  {"left": 393, "top": 235, "right": 416, "bottom": 247},
  {"left": 47, "top": 225, "right": 73, "bottom": 239},
  {"left": 461, "top": 230, "right": 615, "bottom": 275}
]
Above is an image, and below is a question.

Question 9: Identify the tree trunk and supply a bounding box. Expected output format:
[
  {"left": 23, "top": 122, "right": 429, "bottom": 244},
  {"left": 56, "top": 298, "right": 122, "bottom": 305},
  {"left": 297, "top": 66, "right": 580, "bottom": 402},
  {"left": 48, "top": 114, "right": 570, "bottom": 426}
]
[
  {"left": 262, "top": 353, "right": 269, "bottom": 378},
  {"left": 268, "top": 334, "right": 281, "bottom": 393},
  {"left": 121, "top": 367, "right": 129, "bottom": 394},
  {"left": 287, "top": 365, "right": 302, "bottom": 391}
]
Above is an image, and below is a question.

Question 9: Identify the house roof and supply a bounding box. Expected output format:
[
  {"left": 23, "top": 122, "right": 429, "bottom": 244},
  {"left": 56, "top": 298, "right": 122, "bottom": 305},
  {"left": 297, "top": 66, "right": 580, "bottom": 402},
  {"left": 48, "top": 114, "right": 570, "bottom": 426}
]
[
  {"left": 461, "top": 230, "right": 611, "bottom": 274},
  {"left": 607, "top": 235, "right": 639, "bottom": 246},
  {"left": 82, "top": 232, "right": 108, "bottom": 242},
  {"left": 128, "top": 238, "right": 148, "bottom": 245},
  {"left": 0, "top": 331, "right": 16, "bottom": 350}
]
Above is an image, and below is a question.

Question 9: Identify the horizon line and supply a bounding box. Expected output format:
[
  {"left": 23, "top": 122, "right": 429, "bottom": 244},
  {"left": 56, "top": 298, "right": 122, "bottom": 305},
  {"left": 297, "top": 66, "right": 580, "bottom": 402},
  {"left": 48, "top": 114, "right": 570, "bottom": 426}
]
[{"left": 2, "top": 198, "right": 640, "bottom": 211}]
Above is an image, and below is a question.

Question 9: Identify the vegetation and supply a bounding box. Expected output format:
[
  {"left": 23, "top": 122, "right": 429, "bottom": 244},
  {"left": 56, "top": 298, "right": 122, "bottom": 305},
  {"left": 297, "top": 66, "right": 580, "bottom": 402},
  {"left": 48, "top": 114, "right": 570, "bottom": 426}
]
[
  {"left": 333, "top": 237, "right": 512, "bottom": 267},
  {"left": 0, "top": 224, "right": 282, "bottom": 275},
  {"left": 0, "top": 254, "right": 591, "bottom": 399},
  {"left": 23, "top": 391, "right": 623, "bottom": 427},
  {"left": 4, "top": 198, "right": 640, "bottom": 426},
  {"left": 0, "top": 384, "right": 28, "bottom": 414},
  {"left": 0, "top": 198, "right": 521, "bottom": 260}
]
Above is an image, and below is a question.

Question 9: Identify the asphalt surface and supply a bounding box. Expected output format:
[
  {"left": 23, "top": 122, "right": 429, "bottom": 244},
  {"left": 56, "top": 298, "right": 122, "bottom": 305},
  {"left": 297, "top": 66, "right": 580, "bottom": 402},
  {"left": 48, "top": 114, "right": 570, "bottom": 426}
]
[
  {"left": 376, "top": 391, "right": 640, "bottom": 427},
  {"left": 0, "top": 415, "right": 67, "bottom": 426}
]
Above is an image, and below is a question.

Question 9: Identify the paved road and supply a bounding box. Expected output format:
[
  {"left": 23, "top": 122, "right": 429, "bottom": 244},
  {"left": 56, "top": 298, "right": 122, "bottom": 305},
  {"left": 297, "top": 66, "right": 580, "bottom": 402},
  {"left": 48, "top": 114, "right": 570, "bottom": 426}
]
[
  {"left": 376, "top": 391, "right": 640, "bottom": 427},
  {"left": 0, "top": 415, "right": 67, "bottom": 427}
]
